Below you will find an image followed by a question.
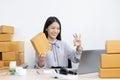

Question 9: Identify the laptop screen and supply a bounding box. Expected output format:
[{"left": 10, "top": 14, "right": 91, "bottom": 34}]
[{"left": 77, "top": 49, "right": 105, "bottom": 75}]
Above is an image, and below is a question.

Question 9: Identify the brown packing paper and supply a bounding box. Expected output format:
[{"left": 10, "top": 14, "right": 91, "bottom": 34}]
[
  {"left": 0, "top": 25, "right": 14, "bottom": 34},
  {"left": 30, "top": 32, "right": 51, "bottom": 55}
]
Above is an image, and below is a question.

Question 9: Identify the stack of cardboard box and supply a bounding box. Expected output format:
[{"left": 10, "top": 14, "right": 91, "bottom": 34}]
[
  {"left": 99, "top": 40, "right": 120, "bottom": 78},
  {"left": 0, "top": 25, "right": 24, "bottom": 69}
]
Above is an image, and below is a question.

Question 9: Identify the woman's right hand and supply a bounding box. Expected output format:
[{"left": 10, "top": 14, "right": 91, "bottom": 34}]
[{"left": 38, "top": 53, "right": 46, "bottom": 67}]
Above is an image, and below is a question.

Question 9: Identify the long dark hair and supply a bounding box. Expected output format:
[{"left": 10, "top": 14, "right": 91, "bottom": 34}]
[{"left": 43, "top": 16, "right": 61, "bottom": 40}]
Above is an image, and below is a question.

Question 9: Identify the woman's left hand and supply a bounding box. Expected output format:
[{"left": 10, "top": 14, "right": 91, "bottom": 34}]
[{"left": 73, "top": 33, "right": 81, "bottom": 52}]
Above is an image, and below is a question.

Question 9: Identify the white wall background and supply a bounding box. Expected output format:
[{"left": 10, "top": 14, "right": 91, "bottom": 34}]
[{"left": 0, "top": 0, "right": 120, "bottom": 68}]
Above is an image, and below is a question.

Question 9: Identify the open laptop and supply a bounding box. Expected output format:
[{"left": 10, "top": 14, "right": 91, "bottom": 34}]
[
  {"left": 43, "top": 49, "right": 105, "bottom": 76},
  {"left": 77, "top": 49, "right": 105, "bottom": 75}
]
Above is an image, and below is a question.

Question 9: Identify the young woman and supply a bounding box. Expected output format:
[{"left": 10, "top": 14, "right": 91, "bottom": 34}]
[{"left": 35, "top": 16, "right": 82, "bottom": 68}]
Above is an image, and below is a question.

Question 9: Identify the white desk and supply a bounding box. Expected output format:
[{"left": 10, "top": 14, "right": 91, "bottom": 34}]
[{"left": 0, "top": 69, "right": 120, "bottom": 80}]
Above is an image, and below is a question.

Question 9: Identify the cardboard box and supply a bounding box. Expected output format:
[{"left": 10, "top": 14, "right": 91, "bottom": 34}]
[
  {"left": 0, "top": 61, "right": 4, "bottom": 67},
  {"left": 0, "top": 34, "right": 13, "bottom": 42},
  {"left": 106, "top": 40, "right": 120, "bottom": 53},
  {"left": 4, "top": 60, "right": 10, "bottom": 66},
  {"left": 4, "top": 60, "right": 24, "bottom": 67},
  {"left": 99, "top": 68, "right": 120, "bottom": 78},
  {"left": 16, "top": 59, "right": 22, "bottom": 66},
  {"left": 19, "top": 53, "right": 24, "bottom": 64},
  {"left": 2, "top": 52, "right": 17, "bottom": 60},
  {"left": 101, "top": 54, "right": 120, "bottom": 68},
  {"left": 10, "top": 41, "right": 24, "bottom": 52},
  {"left": 0, "top": 25, "right": 14, "bottom": 34},
  {"left": 15, "top": 52, "right": 24, "bottom": 64},
  {"left": 3, "top": 52, "right": 24, "bottom": 66},
  {"left": 0, "top": 42, "right": 11, "bottom": 52},
  {"left": 30, "top": 32, "right": 50, "bottom": 55},
  {"left": 0, "top": 41, "right": 24, "bottom": 52},
  {"left": 0, "top": 61, "right": 4, "bottom": 69}
]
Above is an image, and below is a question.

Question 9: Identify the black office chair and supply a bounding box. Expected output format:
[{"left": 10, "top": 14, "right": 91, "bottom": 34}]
[{"left": 68, "top": 59, "right": 72, "bottom": 68}]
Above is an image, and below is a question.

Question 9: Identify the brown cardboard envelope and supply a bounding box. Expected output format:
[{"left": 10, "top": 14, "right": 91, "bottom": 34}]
[{"left": 30, "top": 32, "right": 51, "bottom": 55}]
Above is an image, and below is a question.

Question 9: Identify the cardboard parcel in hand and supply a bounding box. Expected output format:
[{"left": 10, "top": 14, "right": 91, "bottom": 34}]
[{"left": 30, "top": 32, "right": 51, "bottom": 55}]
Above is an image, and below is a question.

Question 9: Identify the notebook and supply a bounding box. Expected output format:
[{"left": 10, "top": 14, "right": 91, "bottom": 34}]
[{"left": 30, "top": 32, "right": 51, "bottom": 55}]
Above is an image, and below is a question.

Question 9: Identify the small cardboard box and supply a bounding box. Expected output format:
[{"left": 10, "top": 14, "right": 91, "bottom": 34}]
[
  {"left": 106, "top": 40, "right": 120, "bottom": 53},
  {"left": 4, "top": 60, "right": 24, "bottom": 67},
  {"left": 16, "top": 52, "right": 24, "bottom": 64},
  {"left": 0, "top": 41, "right": 24, "bottom": 52},
  {"left": 0, "top": 42, "right": 11, "bottom": 52},
  {"left": 4, "top": 60, "right": 10, "bottom": 66},
  {"left": 101, "top": 54, "right": 120, "bottom": 68},
  {"left": 16, "top": 59, "right": 22, "bottom": 66},
  {"left": 0, "top": 34, "right": 13, "bottom": 42},
  {"left": 30, "top": 32, "right": 50, "bottom": 55},
  {"left": 0, "top": 25, "right": 14, "bottom": 34},
  {"left": 10, "top": 41, "right": 24, "bottom": 52},
  {"left": 99, "top": 68, "right": 120, "bottom": 78},
  {"left": 3, "top": 52, "right": 24, "bottom": 67},
  {"left": 2, "top": 52, "right": 17, "bottom": 60},
  {"left": 0, "top": 61, "right": 4, "bottom": 67},
  {"left": 0, "top": 61, "right": 4, "bottom": 69},
  {"left": 19, "top": 53, "right": 24, "bottom": 64}
]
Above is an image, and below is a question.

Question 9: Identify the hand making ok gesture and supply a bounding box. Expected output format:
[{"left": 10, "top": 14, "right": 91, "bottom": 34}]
[{"left": 73, "top": 33, "right": 81, "bottom": 52}]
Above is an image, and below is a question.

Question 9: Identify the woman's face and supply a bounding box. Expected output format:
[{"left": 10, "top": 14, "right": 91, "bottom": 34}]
[{"left": 46, "top": 22, "right": 60, "bottom": 41}]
